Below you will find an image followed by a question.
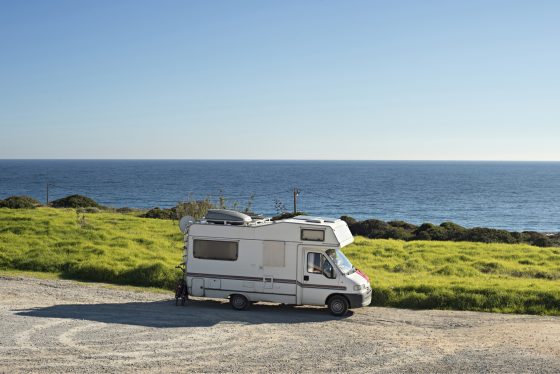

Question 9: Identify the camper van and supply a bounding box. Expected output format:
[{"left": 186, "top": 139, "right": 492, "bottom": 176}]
[{"left": 179, "top": 209, "right": 371, "bottom": 316}]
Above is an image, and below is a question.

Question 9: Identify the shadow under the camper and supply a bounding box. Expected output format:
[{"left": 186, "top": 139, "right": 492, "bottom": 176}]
[{"left": 15, "top": 298, "right": 352, "bottom": 328}]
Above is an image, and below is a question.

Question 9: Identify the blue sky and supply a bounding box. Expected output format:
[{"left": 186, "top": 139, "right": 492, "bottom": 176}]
[{"left": 1, "top": 0, "right": 558, "bottom": 160}]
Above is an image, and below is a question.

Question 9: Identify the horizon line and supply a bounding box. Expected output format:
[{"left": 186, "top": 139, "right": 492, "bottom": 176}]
[{"left": 1, "top": 158, "right": 560, "bottom": 162}]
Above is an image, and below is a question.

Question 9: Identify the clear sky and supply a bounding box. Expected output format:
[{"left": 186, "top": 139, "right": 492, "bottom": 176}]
[{"left": 0, "top": 0, "right": 558, "bottom": 160}]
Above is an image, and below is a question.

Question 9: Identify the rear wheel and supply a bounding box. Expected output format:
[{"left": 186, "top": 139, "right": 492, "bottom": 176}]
[
  {"left": 328, "top": 295, "right": 349, "bottom": 316},
  {"left": 230, "top": 294, "right": 249, "bottom": 310}
]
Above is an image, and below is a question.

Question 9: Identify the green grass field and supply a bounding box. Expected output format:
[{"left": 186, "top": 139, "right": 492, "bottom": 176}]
[
  {"left": 1, "top": 207, "right": 559, "bottom": 315},
  {"left": 0, "top": 207, "right": 183, "bottom": 289}
]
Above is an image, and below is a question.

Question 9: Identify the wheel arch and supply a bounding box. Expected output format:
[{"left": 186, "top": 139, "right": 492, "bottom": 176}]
[
  {"left": 229, "top": 292, "right": 253, "bottom": 302},
  {"left": 325, "top": 293, "right": 349, "bottom": 306}
]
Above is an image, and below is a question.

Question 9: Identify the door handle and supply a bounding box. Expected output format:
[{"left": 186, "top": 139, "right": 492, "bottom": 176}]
[{"left": 304, "top": 275, "right": 309, "bottom": 281}]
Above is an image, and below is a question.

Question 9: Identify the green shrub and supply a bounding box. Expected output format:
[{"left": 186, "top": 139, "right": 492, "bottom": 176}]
[
  {"left": 415, "top": 223, "right": 448, "bottom": 241},
  {"left": 115, "top": 207, "right": 139, "bottom": 213},
  {"left": 141, "top": 207, "right": 176, "bottom": 220},
  {"left": 344, "top": 216, "right": 555, "bottom": 247},
  {"left": 50, "top": 194, "right": 100, "bottom": 208},
  {"left": 340, "top": 215, "right": 357, "bottom": 226},
  {"left": 388, "top": 220, "right": 417, "bottom": 231},
  {"left": 462, "top": 227, "right": 516, "bottom": 244},
  {"left": 0, "top": 196, "right": 41, "bottom": 209}
]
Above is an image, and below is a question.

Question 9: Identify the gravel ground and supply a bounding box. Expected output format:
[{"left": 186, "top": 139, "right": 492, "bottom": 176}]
[{"left": 1, "top": 276, "right": 559, "bottom": 373}]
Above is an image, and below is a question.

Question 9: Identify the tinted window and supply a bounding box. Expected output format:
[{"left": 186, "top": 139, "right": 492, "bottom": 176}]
[
  {"left": 307, "top": 252, "right": 335, "bottom": 279},
  {"left": 307, "top": 252, "right": 322, "bottom": 273},
  {"left": 193, "top": 239, "right": 238, "bottom": 261},
  {"left": 301, "top": 229, "right": 325, "bottom": 241}
]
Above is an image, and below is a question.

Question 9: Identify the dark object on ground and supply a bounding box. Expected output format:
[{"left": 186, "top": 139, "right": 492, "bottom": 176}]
[
  {"left": 343, "top": 216, "right": 560, "bottom": 248},
  {"left": 49, "top": 195, "right": 100, "bottom": 208},
  {"left": 0, "top": 196, "right": 42, "bottom": 209}
]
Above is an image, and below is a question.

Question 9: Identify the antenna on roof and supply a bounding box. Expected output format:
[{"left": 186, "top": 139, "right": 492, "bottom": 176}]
[
  {"left": 179, "top": 215, "right": 195, "bottom": 233},
  {"left": 293, "top": 187, "right": 300, "bottom": 213}
]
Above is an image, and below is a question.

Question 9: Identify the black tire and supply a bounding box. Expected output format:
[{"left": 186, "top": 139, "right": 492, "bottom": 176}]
[
  {"left": 230, "top": 294, "right": 249, "bottom": 311},
  {"left": 328, "top": 295, "right": 349, "bottom": 316},
  {"left": 175, "top": 282, "right": 186, "bottom": 306}
]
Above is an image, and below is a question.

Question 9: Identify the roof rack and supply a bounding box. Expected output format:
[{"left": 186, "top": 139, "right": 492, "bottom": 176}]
[{"left": 204, "top": 209, "right": 252, "bottom": 225}]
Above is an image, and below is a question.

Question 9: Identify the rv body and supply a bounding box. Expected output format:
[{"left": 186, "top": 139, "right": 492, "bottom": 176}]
[{"left": 182, "top": 211, "right": 371, "bottom": 315}]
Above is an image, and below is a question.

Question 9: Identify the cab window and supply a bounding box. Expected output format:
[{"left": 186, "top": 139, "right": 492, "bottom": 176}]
[{"left": 307, "top": 252, "right": 335, "bottom": 279}]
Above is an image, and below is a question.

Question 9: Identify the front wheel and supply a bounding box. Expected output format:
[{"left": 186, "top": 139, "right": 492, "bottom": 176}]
[
  {"left": 230, "top": 294, "right": 249, "bottom": 310},
  {"left": 328, "top": 295, "right": 349, "bottom": 316}
]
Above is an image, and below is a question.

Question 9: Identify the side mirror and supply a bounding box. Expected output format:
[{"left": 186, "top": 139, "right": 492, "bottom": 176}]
[{"left": 322, "top": 260, "right": 335, "bottom": 279}]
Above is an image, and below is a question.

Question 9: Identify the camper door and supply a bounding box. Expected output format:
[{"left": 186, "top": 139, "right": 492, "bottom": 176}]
[
  {"left": 258, "top": 241, "right": 297, "bottom": 303},
  {"left": 301, "top": 247, "right": 344, "bottom": 305}
]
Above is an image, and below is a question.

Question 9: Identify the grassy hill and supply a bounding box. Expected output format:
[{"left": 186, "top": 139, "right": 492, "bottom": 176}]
[
  {"left": 1, "top": 207, "right": 559, "bottom": 315},
  {"left": 0, "top": 207, "right": 183, "bottom": 289}
]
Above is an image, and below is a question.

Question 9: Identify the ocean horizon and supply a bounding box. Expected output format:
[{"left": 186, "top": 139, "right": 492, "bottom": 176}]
[{"left": 1, "top": 159, "right": 559, "bottom": 232}]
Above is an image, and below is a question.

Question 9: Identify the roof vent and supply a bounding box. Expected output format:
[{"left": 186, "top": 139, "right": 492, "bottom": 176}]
[{"left": 204, "top": 209, "right": 252, "bottom": 225}]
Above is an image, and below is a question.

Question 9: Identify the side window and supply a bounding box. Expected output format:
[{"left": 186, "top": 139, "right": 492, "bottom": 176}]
[
  {"left": 307, "top": 252, "right": 335, "bottom": 279},
  {"left": 193, "top": 239, "right": 238, "bottom": 261},
  {"left": 307, "top": 252, "right": 322, "bottom": 273},
  {"left": 301, "top": 229, "right": 325, "bottom": 241}
]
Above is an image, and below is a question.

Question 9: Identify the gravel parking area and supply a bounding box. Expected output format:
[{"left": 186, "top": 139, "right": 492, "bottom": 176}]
[{"left": 1, "top": 276, "right": 559, "bottom": 373}]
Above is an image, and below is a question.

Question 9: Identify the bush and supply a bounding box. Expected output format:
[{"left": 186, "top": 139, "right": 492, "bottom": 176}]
[
  {"left": 340, "top": 215, "right": 357, "bottom": 226},
  {"left": 141, "top": 207, "right": 177, "bottom": 220},
  {"left": 439, "top": 221, "right": 467, "bottom": 240},
  {"left": 344, "top": 216, "right": 556, "bottom": 247},
  {"left": 50, "top": 195, "right": 100, "bottom": 208},
  {"left": 115, "top": 207, "right": 140, "bottom": 213},
  {"left": 414, "top": 223, "right": 448, "bottom": 241},
  {"left": 462, "top": 227, "right": 516, "bottom": 244},
  {"left": 0, "top": 196, "right": 41, "bottom": 209}
]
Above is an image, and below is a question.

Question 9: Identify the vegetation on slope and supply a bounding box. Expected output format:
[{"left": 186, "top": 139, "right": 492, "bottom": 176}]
[
  {"left": 0, "top": 207, "right": 182, "bottom": 289},
  {"left": 345, "top": 237, "right": 560, "bottom": 315},
  {"left": 342, "top": 216, "right": 560, "bottom": 248},
  {"left": 49, "top": 194, "right": 101, "bottom": 208},
  {"left": 1, "top": 207, "right": 560, "bottom": 315},
  {"left": 0, "top": 196, "right": 42, "bottom": 209}
]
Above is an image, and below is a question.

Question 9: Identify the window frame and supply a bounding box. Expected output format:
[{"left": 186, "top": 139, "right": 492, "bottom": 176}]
[
  {"left": 192, "top": 239, "right": 239, "bottom": 261},
  {"left": 301, "top": 228, "right": 325, "bottom": 242},
  {"left": 306, "top": 252, "right": 336, "bottom": 279}
]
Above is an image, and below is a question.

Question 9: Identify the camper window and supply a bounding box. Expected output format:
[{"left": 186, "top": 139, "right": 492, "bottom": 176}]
[
  {"left": 193, "top": 239, "right": 238, "bottom": 261},
  {"left": 307, "top": 252, "right": 335, "bottom": 279},
  {"left": 301, "top": 229, "right": 325, "bottom": 241}
]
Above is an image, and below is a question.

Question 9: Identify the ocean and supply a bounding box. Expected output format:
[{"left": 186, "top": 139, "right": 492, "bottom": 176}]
[{"left": 1, "top": 160, "right": 559, "bottom": 232}]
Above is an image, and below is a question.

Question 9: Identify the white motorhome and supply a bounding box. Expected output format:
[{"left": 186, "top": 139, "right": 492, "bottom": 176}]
[{"left": 180, "top": 209, "right": 371, "bottom": 316}]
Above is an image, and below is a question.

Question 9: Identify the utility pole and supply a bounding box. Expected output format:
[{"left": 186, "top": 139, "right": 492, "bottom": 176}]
[
  {"left": 293, "top": 188, "right": 300, "bottom": 214},
  {"left": 46, "top": 183, "right": 53, "bottom": 205}
]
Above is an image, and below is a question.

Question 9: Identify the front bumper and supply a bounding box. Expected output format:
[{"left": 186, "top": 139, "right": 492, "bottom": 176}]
[{"left": 345, "top": 288, "right": 372, "bottom": 308}]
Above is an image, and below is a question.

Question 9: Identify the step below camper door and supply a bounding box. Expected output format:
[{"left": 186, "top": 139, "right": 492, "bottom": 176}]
[
  {"left": 190, "top": 278, "right": 204, "bottom": 297},
  {"left": 301, "top": 248, "right": 342, "bottom": 306}
]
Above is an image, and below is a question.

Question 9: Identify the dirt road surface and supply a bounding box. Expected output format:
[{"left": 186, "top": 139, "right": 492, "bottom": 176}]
[{"left": 1, "top": 276, "right": 559, "bottom": 373}]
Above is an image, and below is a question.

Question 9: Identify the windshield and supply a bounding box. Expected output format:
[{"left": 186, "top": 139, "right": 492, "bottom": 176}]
[{"left": 326, "top": 248, "right": 354, "bottom": 275}]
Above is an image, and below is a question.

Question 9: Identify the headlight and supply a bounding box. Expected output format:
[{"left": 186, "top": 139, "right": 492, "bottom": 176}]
[{"left": 353, "top": 284, "right": 365, "bottom": 291}]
